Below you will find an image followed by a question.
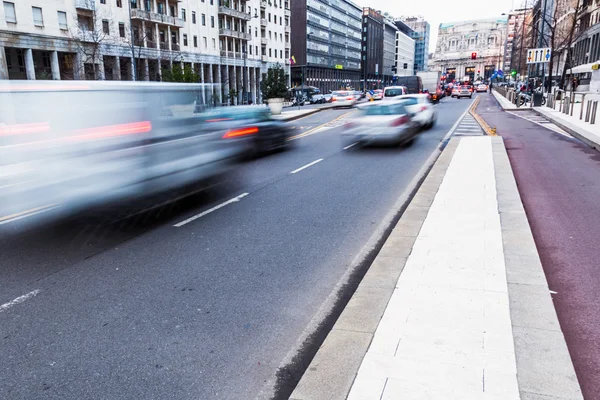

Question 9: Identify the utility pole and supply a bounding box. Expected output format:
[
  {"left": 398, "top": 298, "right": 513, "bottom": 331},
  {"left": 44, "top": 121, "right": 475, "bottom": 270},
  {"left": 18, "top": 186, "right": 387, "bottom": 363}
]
[{"left": 128, "top": 0, "right": 136, "bottom": 81}]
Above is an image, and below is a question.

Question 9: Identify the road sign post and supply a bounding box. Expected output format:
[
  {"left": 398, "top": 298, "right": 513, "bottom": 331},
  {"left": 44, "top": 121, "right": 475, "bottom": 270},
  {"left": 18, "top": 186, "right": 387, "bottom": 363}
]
[{"left": 527, "top": 48, "right": 551, "bottom": 64}]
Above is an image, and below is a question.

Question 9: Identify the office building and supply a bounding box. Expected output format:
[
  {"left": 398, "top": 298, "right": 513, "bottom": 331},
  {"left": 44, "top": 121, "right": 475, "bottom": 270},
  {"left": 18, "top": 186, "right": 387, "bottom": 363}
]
[
  {"left": 361, "top": 7, "right": 383, "bottom": 90},
  {"left": 394, "top": 19, "right": 415, "bottom": 77},
  {"left": 0, "top": 0, "right": 291, "bottom": 104},
  {"left": 504, "top": 8, "right": 533, "bottom": 78},
  {"left": 382, "top": 19, "right": 398, "bottom": 86},
  {"left": 290, "top": 0, "right": 362, "bottom": 92},
  {"left": 399, "top": 16, "right": 430, "bottom": 72}
]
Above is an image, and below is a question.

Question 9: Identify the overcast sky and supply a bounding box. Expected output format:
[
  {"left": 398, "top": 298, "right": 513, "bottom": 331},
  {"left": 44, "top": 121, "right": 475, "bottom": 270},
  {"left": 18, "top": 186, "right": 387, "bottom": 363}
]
[{"left": 356, "top": 0, "right": 521, "bottom": 53}]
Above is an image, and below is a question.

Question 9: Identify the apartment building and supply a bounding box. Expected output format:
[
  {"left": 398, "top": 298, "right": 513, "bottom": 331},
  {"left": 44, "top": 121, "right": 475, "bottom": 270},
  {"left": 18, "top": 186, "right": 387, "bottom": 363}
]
[
  {"left": 394, "top": 19, "right": 415, "bottom": 77},
  {"left": 0, "top": 0, "right": 290, "bottom": 104},
  {"left": 290, "top": 0, "right": 362, "bottom": 93}
]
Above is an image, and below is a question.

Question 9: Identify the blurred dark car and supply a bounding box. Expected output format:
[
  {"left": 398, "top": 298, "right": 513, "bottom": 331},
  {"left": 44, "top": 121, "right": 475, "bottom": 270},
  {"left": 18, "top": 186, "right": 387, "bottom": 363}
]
[
  {"left": 201, "top": 106, "right": 294, "bottom": 156},
  {"left": 310, "top": 94, "right": 326, "bottom": 104}
]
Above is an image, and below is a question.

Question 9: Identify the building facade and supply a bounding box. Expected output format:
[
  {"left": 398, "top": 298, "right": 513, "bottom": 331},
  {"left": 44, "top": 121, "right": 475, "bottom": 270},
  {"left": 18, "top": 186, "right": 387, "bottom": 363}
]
[
  {"left": 0, "top": 0, "right": 291, "bottom": 104},
  {"left": 394, "top": 19, "right": 415, "bottom": 77},
  {"left": 361, "top": 7, "right": 383, "bottom": 90},
  {"left": 431, "top": 16, "right": 508, "bottom": 82},
  {"left": 290, "top": 0, "right": 362, "bottom": 93},
  {"left": 399, "top": 16, "right": 430, "bottom": 73},
  {"left": 382, "top": 20, "right": 397, "bottom": 85},
  {"left": 504, "top": 8, "right": 533, "bottom": 78}
]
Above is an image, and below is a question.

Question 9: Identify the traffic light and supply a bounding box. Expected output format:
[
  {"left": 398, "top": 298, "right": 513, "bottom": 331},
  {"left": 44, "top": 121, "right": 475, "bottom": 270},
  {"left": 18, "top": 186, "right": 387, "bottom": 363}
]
[
  {"left": 511, "top": 70, "right": 517, "bottom": 76},
  {"left": 471, "top": 52, "right": 477, "bottom": 60},
  {"left": 477, "top": 69, "right": 480, "bottom": 74}
]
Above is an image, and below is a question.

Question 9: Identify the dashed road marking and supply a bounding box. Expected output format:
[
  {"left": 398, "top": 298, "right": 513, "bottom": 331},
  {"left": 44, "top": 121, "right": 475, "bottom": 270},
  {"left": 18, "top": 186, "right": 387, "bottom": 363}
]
[
  {"left": 173, "top": 193, "right": 249, "bottom": 227},
  {"left": 0, "top": 290, "right": 41, "bottom": 313},
  {"left": 343, "top": 142, "right": 358, "bottom": 150},
  {"left": 290, "top": 159, "right": 323, "bottom": 174},
  {"left": 508, "top": 111, "right": 573, "bottom": 138}
]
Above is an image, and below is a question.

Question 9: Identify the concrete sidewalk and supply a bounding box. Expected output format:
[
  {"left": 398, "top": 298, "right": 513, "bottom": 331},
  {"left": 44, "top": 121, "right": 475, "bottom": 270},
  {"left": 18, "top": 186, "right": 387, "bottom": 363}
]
[
  {"left": 491, "top": 89, "right": 600, "bottom": 150},
  {"left": 291, "top": 136, "right": 582, "bottom": 400}
]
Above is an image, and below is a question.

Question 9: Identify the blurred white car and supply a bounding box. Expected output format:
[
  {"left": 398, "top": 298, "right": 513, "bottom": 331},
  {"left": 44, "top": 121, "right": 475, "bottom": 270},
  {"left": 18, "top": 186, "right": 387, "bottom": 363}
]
[
  {"left": 372, "top": 89, "right": 383, "bottom": 100},
  {"left": 476, "top": 83, "right": 488, "bottom": 92},
  {"left": 342, "top": 101, "right": 420, "bottom": 146},
  {"left": 394, "top": 94, "right": 437, "bottom": 129},
  {"left": 331, "top": 91, "right": 357, "bottom": 108}
]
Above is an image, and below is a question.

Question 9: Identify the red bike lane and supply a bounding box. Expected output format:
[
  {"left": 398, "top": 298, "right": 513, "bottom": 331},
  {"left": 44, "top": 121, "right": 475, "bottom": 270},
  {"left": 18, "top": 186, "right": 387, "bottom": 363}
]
[{"left": 477, "top": 94, "right": 600, "bottom": 399}]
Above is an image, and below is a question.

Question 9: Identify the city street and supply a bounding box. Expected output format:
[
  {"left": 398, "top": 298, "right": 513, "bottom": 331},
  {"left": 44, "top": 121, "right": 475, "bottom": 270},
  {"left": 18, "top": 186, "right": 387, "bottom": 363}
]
[
  {"left": 477, "top": 94, "right": 600, "bottom": 399},
  {"left": 0, "top": 98, "right": 473, "bottom": 399}
]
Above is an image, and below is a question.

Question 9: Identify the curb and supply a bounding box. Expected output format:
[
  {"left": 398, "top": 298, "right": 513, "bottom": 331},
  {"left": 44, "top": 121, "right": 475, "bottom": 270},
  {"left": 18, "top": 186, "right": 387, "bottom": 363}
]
[
  {"left": 532, "top": 107, "right": 600, "bottom": 151},
  {"left": 289, "top": 138, "right": 461, "bottom": 400},
  {"left": 490, "top": 90, "right": 530, "bottom": 112},
  {"left": 470, "top": 96, "right": 497, "bottom": 136},
  {"left": 491, "top": 136, "right": 584, "bottom": 399},
  {"left": 279, "top": 108, "right": 322, "bottom": 122}
]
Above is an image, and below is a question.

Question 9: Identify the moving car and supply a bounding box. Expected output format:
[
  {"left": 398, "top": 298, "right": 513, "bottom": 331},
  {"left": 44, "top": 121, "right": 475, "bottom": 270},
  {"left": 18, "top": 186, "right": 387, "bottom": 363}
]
[
  {"left": 394, "top": 94, "right": 437, "bottom": 129},
  {"left": 476, "top": 83, "right": 488, "bottom": 92},
  {"left": 353, "top": 91, "right": 364, "bottom": 101},
  {"left": 382, "top": 86, "right": 408, "bottom": 100},
  {"left": 323, "top": 93, "right": 333, "bottom": 103},
  {"left": 331, "top": 90, "right": 357, "bottom": 108},
  {"left": 455, "top": 85, "right": 473, "bottom": 99},
  {"left": 342, "top": 101, "right": 420, "bottom": 147}
]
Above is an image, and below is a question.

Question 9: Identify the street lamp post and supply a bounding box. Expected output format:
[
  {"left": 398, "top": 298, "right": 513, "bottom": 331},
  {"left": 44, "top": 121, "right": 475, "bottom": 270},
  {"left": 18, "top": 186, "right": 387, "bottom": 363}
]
[{"left": 128, "top": 0, "right": 137, "bottom": 81}]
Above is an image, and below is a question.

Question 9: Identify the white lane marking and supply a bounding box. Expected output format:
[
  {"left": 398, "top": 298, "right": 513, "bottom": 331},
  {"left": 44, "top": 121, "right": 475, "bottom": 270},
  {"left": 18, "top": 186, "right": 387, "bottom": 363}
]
[
  {"left": 0, "top": 290, "right": 41, "bottom": 313},
  {"left": 443, "top": 102, "right": 475, "bottom": 141},
  {"left": 508, "top": 112, "right": 573, "bottom": 138},
  {"left": 343, "top": 142, "right": 358, "bottom": 150},
  {"left": 290, "top": 158, "right": 323, "bottom": 174},
  {"left": 0, "top": 205, "right": 60, "bottom": 226},
  {"left": 173, "top": 193, "right": 249, "bottom": 227}
]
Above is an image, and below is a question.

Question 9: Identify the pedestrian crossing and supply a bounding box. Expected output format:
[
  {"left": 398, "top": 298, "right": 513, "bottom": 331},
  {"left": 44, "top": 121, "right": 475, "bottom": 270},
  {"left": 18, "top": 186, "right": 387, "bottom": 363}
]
[
  {"left": 453, "top": 114, "right": 484, "bottom": 136},
  {"left": 508, "top": 111, "right": 573, "bottom": 138}
]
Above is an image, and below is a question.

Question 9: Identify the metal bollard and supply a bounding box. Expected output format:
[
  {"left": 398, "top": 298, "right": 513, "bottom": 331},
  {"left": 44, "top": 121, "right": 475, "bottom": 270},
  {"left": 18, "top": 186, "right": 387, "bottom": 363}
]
[
  {"left": 592, "top": 101, "right": 598, "bottom": 124},
  {"left": 564, "top": 97, "right": 570, "bottom": 114}
]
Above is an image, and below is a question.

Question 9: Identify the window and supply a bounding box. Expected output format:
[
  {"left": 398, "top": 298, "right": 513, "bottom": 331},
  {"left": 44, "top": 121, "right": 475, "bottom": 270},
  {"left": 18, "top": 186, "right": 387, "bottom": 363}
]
[
  {"left": 32, "top": 6, "right": 43, "bottom": 27},
  {"left": 119, "top": 22, "right": 125, "bottom": 37},
  {"left": 3, "top": 2, "right": 16, "bottom": 23},
  {"left": 211, "top": 16, "right": 214, "bottom": 27},
  {"left": 100, "top": 0, "right": 106, "bottom": 3},
  {"left": 280, "top": 49, "right": 283, "bottom": 58},
  {"left": 256, "top": 45, "right": 258, "bottom": 55},
  {"left": 268, "top": 13, "right": 271, "bottom": 22},
  {"left": 181, "top": 8, "right": 186, "bottom": 21},
  {"left": 193, "top": 35, "right": 197, "bottom": 47},
  {"left": 192, "top": 11, "right": 196, "bottom": 23},
  {"left": 202, "top": 13, "right": 205, "bottom": 26},
  {"left": 183, "top": 34, "right": 188, "bottom": 46},
  {"left": 213, "top": 38, "right": 216, "bottom": 48},
  {"left": 57, "top": 11, "right": 68, "bottom": 30},
  {"left": 102, "top": 19, "right": 109, "bottom": 34},
  {"left": 249, "top": 46, "right": 252, "bottom": 55},
  {"left": 117, "top": 0, "right": 122, "bottom": 7},
  {"left": 204, "top": 37, "right": 208, "bottom": 47},
  {"left": 280, "top": 33, "right": 282, "bottom": 41},
  {"left": 269, "top": 48, "right": 272, "bottom": 57},
  {"left": 211, "top": 0, "right": 214, "bottom": 4}
]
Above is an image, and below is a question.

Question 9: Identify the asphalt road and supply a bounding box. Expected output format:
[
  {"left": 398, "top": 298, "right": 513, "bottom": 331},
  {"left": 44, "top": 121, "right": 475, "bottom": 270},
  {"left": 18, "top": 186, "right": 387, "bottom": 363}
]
[
  {"left": 477, "top": 94, "right": 600, "bottom": 399},
  {"left": 1, "top": 96, "right": 473, "bottom": 400}
]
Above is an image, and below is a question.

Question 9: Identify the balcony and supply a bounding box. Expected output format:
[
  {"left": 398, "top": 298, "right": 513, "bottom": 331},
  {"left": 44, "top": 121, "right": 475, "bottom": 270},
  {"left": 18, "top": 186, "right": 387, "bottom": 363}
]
[
  {"left": 260, "top": 0, "right": 267, "bottom": 9},
  {"left": 75, "top": 0, "right": 95, "bottom": 11},
  {"left": 260, "top": 18, "right": 267, "bottom": 26},
  {"left": 262, "top": 55, "right": 269, "bottom": 62},
  {"left": 284, "top": 9, "right": 290, "bottom": 18},
  {"left": 218, "top": 6, "right": 251, "bottom": 20},
  {"left": 130, "top": 9, "right": 185, "bottom": 28},
  {"left": 285, "top": 59, "right": 290, "bottom": 65},
  {"left": 171, "top": 43, "right": 180, "bottom": 51},
  {"left": 261, "top": 37, "right": 268, "bottom": 45},
  {"left": 284, "top": 25, "right": 290, "bottom": 33},
  {"left": 219, "top": 28, "right": 251, "bottom": 40},
  {"left": 285, "top": 41, "right": 290, "bottom": 49},
  {"left": 147, "top": 40, "right": 157, "bottom": 49},
  {"left": 159, "top": 42, "right": 169, "bottom": 50}
]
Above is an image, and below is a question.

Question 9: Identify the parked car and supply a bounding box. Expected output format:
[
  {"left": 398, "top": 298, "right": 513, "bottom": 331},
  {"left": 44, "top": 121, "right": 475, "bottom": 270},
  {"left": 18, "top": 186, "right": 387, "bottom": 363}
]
[
  {"left": 372, "top": 89, "right": 384, "bottom": 100},
  {"left": 331, "top": 90, "right": 357, "bottom": 108},
  {"left": 342, "top": 101, "right": 420, "bottom": 147},
  {"left": 476, "top": 83, "right": 488, "bottom": 92},
  {"left": 323, "top": 94, "right": 333, "bottom": 103},
  {"left": 310, "top": 94, "right": 326, "bottom": 104},
  {"left": 394, "top": 94, "right": 437, "bottom": 129}
]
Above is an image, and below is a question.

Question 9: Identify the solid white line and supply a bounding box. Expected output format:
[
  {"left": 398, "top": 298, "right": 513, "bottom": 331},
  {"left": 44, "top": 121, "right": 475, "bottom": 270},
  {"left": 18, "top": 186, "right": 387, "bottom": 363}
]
[
  {"left": 173, "top": 193, "right": 249, "bottom": 227},
  {"left": 0, "top": 205, "right": 60, "bottom": 226},
  {"left": 290, "top": 158, "right": 323, "bottom": 174},
  {"left": 0, "top": 290, "right": 41, "bottom": 313},
  {"left": 343, "top": 142, "right": 358, "bottom": 150}
]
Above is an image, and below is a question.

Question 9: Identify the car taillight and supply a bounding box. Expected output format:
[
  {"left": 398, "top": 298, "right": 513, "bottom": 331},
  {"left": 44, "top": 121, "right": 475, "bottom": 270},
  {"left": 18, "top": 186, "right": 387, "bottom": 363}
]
[
  {"left": 344, "top": 122, "right": 357, "bottom": 129},
  {"left": 420, "top": 106, "right": 428, "bottom": 111},
  {"left": 332, "top": 98, "right": 337, "bottom": 101},
  {"left": 347, "top": 97, "right": 354, "bottom": 100},
  {"left": 222, "top": 126, "right": 258, "bottom": 139},
  {"left": 390, "top": 115, "right": 410, "bottom": 127}
]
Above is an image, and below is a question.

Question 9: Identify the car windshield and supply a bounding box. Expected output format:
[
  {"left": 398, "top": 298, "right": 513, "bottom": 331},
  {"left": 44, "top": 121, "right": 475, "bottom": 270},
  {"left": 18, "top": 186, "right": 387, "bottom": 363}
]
[
  {"left": 384, "top": 89, "right": 404, "bottom": 97},
  {"left": 360, "top": 103, "right": 406, "bottom": 115},
  {"left": 332, "top": 91, "right": 348, "bottom": 96}
]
